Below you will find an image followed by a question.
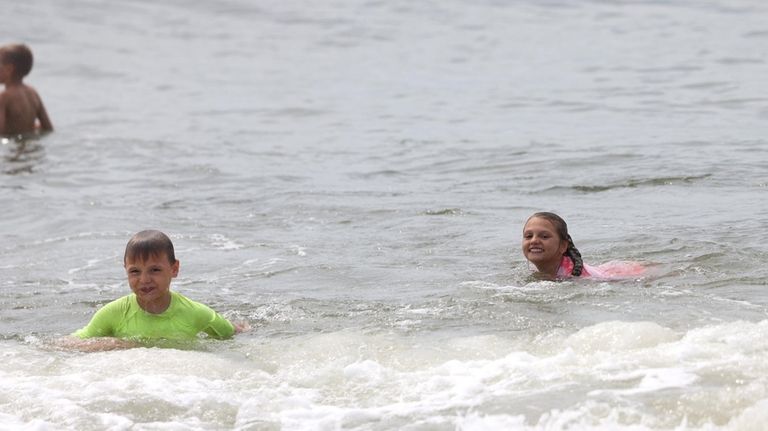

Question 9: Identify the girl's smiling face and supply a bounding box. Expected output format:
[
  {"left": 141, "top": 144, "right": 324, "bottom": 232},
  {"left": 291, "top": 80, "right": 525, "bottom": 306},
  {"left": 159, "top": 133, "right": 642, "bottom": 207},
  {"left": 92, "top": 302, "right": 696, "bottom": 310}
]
[{"left": 522, "top": 216, "right": 569, "bottom": 273}]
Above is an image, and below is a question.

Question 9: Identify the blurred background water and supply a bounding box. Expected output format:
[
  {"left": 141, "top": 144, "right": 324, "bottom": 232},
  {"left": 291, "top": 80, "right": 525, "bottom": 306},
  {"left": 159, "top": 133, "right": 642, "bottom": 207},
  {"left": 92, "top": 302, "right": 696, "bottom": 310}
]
[{"left": 1, "top": 0, "right": 768, "bottom": 429}]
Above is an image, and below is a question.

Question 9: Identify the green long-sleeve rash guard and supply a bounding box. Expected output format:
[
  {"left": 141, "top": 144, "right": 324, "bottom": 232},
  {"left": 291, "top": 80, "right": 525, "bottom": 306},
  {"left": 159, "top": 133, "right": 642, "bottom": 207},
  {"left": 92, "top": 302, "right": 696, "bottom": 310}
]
[{"left": 73, "top": 291, "right": 235, "bottom": 340}]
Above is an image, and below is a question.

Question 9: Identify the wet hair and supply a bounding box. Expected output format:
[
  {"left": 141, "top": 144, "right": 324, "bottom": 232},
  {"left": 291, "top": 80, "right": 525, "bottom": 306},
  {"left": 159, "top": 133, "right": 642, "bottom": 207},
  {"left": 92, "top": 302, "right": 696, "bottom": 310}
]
[
  {"left": 1, "top": 44, "right": 33, "bottom": 78},
  {"left": 124, "top": 230, "right": 176, "bottom": 265},
  {"left": 527, "top": 212, "right": 583, "bottom": 276}
]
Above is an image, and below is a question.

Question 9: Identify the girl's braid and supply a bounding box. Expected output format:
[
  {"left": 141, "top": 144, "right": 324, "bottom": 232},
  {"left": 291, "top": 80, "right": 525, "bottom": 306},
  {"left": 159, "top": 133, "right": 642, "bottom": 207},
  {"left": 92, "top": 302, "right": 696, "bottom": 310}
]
[{"left": 565, "top": 234, "right": 583, "bottom": 276}]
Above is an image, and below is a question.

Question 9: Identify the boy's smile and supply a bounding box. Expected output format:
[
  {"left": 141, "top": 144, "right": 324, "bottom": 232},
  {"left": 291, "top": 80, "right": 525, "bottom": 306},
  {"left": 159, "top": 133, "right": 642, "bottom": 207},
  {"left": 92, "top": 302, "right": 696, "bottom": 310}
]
[{"left": 125, "top": 252, "right": 179, "bottom": 313}]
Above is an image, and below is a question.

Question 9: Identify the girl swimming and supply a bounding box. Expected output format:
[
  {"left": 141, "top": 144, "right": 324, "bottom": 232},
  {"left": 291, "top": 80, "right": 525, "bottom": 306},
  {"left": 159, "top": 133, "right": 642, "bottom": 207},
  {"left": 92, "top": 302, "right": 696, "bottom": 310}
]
[{"left": 522, "top": 212, "right": 645, "bottom": 279}]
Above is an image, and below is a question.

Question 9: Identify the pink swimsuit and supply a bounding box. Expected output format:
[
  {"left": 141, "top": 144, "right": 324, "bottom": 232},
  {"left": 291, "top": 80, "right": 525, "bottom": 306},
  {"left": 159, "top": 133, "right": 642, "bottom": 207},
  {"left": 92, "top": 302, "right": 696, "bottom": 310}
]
[{"left": 556, "top": 256, "right": 645, "bottom": 279}]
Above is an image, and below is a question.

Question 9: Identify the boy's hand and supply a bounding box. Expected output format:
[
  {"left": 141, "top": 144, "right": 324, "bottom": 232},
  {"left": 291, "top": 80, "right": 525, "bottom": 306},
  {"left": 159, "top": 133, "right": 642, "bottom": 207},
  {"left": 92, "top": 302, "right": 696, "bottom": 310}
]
[
  {"left": 52, "top": 336, "right": 141, "bottom": 352},
  {"left": 233, "top": 321, "right": 251, "bottom": 334}
]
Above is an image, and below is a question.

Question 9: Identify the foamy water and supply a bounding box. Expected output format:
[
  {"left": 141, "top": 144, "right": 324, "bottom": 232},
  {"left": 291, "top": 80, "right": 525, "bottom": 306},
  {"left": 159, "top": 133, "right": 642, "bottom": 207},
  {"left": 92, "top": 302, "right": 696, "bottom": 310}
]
[
  {"left": 4, "top": 320, "right": 768, "bottom": 429},
  {"left": 2, "top": 0, "right": 768, "bottom": 429}
]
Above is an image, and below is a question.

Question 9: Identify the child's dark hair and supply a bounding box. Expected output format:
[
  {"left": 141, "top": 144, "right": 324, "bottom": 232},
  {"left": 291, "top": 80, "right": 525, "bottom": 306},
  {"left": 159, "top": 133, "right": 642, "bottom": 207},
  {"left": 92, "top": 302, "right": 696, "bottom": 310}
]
[
  {"left": 528, "top": 212, "right": 583, "bottom": 276},
  {"left": 124, "top": 230, "right": 176, "bottom": 265},
  {"left": 1, "top": 44, "right": 33, "bottom": 78}
]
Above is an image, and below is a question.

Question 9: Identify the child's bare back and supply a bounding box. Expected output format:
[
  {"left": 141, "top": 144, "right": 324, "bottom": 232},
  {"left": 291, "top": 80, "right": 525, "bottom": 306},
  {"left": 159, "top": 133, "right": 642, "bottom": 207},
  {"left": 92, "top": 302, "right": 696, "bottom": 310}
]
[
  {"left": 0, "top": 44, "right": 52, "bottom": 137},
  {"left": 0, "top": 83, "right": 50, "bottom": 136}
]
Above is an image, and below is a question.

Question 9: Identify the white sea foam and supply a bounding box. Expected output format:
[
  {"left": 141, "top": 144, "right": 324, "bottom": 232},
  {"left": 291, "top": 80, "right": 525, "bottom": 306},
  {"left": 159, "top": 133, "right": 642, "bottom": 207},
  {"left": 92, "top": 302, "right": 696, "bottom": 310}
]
[
  {"left": 209, "top": 234, "right": 243, "bottom": 250},
  {"left": 291, "top": 245, "right": 307, "bottom": 256},
  {"left": 66, "top": 258, "right": 105, "bottom": 275},
  {"left": 2, "top": 317, "right": 768, "bottom": 429},
  {"left": 565, "top": 320, "right": 679, "bottom": 353}
]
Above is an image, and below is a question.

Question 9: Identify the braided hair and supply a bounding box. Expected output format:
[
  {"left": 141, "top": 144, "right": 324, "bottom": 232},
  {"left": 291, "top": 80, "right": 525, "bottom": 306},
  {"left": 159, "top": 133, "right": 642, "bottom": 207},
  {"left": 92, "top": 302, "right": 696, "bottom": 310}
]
[
  {"left": 564, "top": 234, "right": 583, "bottom": 276},
  {"left": 529, "top": 212, "right": 584, "bottom": 276}
]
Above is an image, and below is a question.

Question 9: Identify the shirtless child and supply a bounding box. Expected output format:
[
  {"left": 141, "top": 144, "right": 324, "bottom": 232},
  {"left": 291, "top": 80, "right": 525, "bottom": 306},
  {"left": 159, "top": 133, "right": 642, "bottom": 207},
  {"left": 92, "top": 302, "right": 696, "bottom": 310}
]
[{"left": 0, "top": 44, "right": 53, "bottom": 137}]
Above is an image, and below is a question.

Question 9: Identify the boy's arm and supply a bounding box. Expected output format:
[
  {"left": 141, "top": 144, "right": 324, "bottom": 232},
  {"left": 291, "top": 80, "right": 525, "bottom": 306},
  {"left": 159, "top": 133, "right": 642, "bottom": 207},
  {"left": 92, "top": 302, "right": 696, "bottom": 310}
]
[
  {"left": 0, "top": 93, "right": 7, "bottom": 135},
  {"left": 33, "top": 90, "right": 52, "bottom": 132},
  {"left": 53, "top": 336, "right": 140, "bottom": 352},
  {"left": 56, "top": 300, "right": 137, "bottom": 352},
  {"left": 72, "top": 301, "right": 117, "bottom": 339},
  {"left": 203, "top": 311, "right": 237, "bottom": 339},
  {"left": 186, "top": 296, "right": 244, "bottom": 339}
]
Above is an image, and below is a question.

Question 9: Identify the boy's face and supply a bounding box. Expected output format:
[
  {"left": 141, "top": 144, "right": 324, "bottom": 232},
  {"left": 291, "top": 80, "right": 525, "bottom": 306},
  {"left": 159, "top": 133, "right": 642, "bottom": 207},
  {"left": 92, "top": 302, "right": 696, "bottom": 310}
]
[
  {"left": 124, "top": 252, "right": 179, "bottom": 304},
  {"left": 0, "top": 62, "right": 10, "bottom": 84}
]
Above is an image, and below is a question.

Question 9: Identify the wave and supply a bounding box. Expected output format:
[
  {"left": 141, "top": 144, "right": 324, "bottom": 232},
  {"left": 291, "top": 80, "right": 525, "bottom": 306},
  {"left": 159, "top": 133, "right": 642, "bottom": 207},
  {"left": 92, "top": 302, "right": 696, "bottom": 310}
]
[
  {"left": 540, "top": 174, "right": 712, "bottom": 194},
  {"left": 5, "top": 319, "right": 768, "bottom": 430}
]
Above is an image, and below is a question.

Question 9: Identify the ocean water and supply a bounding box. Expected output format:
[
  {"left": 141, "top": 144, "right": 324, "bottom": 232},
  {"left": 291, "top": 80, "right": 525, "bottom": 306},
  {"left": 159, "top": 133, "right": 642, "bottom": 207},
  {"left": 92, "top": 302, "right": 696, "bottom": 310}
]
[{"left": 2, "top": 0, "right": 768, "bottom": 429}]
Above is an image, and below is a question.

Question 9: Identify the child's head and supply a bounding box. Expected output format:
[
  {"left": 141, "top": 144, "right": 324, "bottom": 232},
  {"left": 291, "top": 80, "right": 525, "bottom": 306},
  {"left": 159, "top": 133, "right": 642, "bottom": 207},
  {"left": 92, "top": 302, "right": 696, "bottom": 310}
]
[
  {"left": 0, "top": 44, "right": 34, "bottom": 81},
  {"left": 525, "top": 212, "right": 569, "bottom": 242},
  {"left": 124, "top": 230, "right": 177, "bottom": 266},
  {"left": 522, "top": 212, "right": 584, "bottom": 276}
]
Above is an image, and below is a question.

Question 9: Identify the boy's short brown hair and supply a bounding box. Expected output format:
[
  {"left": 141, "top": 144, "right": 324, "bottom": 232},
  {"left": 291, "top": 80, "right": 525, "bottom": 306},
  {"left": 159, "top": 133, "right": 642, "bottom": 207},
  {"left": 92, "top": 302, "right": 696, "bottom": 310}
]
[
  {"left": 124, "top": 230, "right": 177, "bottom": 265},
  {"left": 1, "top": 44, "right": 33, "bottom": 78}
]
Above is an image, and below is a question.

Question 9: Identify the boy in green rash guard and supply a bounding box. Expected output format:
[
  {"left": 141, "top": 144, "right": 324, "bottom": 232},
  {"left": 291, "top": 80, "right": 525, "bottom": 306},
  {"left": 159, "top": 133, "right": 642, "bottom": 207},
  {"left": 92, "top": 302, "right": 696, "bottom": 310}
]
[{"left": 67, "top": 230, "right": 247, "bottom": 351}]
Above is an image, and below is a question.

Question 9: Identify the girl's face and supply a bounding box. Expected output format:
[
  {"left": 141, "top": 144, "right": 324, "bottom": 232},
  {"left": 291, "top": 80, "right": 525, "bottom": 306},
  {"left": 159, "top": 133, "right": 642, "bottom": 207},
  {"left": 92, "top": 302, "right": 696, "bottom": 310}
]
[{"left": 522, "top": 217, "right": 569, "bottom": 270}]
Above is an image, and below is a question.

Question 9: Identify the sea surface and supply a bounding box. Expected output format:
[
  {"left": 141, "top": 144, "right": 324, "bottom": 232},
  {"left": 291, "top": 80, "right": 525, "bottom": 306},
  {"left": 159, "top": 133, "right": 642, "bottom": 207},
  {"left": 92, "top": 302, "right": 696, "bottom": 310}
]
[{"left": 2, "top": 0, "right": 768, "bottom": 429}]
